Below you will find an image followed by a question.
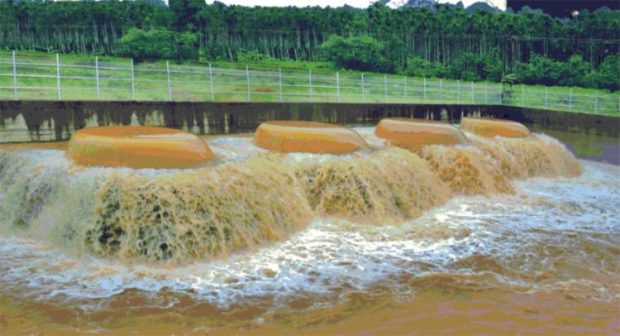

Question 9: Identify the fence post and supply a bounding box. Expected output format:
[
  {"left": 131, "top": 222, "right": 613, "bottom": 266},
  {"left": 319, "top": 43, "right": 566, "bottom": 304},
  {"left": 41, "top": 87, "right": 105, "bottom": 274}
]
[
  {"left": 499, "top": 83, "right": 503, "bottom": 105},
  {"left": 336, "top": 71, "right": 340, "bottom": 103},
  {"left": 278, "top": 67, "right": 283, "bottom": 102},
  {"left": 568, "top": 88, "right": 573, "bottom": 111},
  {"left": 404, "top": 77, "right": 408, "bottom": 103},
  {"left": 545, "top": 87, "right": 549, "bottom": 107},
  {"left": 95, "top": 56, "right": 100, "bottom": 100},
  {"left": 383, "top": 75, "right": 387, "bottom": 103},
  {"left": 594, "top": 95, "right": 598, "bottom": 114},
  {"left": 56, "top": 53, "right": 61, "bottom": 100},
  {"left": 245, "top": 65, "right": 251, "bottom": 102},
  {"left": 308, "top": 69, "right": 313, "bottom": 102},
  {"left": 130, "top": 59, "right": 135, "bottom": 101},
  {"left": 208, "top": 63, "right": 215, "bottom": 102},
  {"left": 166, "top": 60, "right": 172, "bottom": 102},
  {"left": 423, "top": 77, "right": 427, "bottom": 101},
  {"left": 484, "top": 82, "right": 488, "bottom": 104},
  {"left": 11, "top": 50, "right": 17, "bottom": 100},
  {"left": 361, "top": 73, "right": 365, "bottom": 102},
  {"left": 440, "top": 79, "right": 443, "bottom": 101},
  {"left": 456, "top": 80, "right": 460, "bottom": 104},
  {"left": 471, "top": 81, "right": 474, "bottom": 103}
]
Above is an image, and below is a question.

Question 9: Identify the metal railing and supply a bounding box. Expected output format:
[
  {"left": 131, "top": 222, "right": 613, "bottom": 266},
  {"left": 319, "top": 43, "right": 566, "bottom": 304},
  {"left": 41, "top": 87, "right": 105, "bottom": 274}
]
[{"left": 0, "top": 51, "right": 618, "bottom": 116}]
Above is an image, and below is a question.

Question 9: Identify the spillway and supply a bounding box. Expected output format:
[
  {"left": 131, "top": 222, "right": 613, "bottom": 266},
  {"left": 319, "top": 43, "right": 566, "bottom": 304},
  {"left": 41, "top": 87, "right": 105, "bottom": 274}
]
[{"left": 2, "top": 121, "right": 617, "bottom": 335}]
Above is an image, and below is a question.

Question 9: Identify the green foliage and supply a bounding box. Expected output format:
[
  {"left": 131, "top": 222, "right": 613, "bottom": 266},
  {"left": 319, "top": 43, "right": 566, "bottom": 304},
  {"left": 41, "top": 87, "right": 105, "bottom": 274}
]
[
  {"left": 237, "top": 50, "right": 273, "bottom": 63},
  {"left": 586, "top": 55, "right": 620, "bottom": 91},
  {"left": 444, "top": 50, "right": 502, "bottom": 81},
  {"left": 321, "top": 35, "right": 393, "bottom": 73},
  {"left": 115, "top": 28, "right": 198, "bottom": 62},
  {"left": 0, "top": 1, "right": 618, "bottom": 90},
  {"left": 405, "top": 57, "right": 445, "bottom": 78},
  {"left": 404, "top": 50, "right": 502, "bottom": 82}
]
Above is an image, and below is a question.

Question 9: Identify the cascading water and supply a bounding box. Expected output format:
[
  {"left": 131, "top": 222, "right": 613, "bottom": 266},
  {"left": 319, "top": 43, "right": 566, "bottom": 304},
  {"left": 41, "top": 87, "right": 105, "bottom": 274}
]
[
  {"left": 0, "top": 129, "right": 583, "bottom": 262},
  {"left": 0, "top": 125, "right": 617, "bottom": 335}
]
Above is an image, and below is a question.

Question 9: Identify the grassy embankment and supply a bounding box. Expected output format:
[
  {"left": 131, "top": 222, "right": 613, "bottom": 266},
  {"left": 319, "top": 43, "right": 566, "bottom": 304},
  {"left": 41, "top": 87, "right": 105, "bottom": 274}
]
[{"left": 0, "top": 51, "right": 618, "bottom": 116}]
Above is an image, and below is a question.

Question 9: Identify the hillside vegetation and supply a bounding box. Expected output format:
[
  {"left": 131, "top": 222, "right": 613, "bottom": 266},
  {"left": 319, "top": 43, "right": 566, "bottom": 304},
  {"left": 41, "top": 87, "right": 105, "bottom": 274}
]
[{"left": 0, "top": 1, "right": 618, "bottom": 91}]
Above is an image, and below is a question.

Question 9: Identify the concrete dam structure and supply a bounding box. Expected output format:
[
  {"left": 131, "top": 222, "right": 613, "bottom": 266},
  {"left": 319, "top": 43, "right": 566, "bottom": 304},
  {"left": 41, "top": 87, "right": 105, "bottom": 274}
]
[{"left": 0, "top": 101, "right": 617, "bottom": 143}]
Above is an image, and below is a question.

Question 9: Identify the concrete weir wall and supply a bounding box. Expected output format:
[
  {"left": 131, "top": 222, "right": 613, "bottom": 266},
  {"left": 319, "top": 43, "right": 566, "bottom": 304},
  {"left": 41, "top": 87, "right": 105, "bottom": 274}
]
[{"left": 0, "top": 101, "right": 617, "bottom": 143}]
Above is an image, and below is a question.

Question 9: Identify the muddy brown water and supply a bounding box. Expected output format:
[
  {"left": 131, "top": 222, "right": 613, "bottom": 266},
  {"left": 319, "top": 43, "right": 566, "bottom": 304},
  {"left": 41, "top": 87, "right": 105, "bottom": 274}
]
[{"left": 0, "top": 125, "right": 618, "bottom": 335}]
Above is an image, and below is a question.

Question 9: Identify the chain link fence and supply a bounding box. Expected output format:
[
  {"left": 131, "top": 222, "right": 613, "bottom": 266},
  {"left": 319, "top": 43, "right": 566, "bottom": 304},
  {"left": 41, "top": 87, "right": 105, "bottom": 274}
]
[{"left": 0, "top": 51, "right": 618, "bottom": 116}]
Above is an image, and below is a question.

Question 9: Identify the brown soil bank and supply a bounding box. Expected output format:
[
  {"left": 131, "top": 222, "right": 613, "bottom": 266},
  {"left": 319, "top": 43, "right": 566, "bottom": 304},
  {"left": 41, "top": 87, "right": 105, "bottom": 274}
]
[{"left": 0, "top": 101, "right": 617, "bottom": 143}]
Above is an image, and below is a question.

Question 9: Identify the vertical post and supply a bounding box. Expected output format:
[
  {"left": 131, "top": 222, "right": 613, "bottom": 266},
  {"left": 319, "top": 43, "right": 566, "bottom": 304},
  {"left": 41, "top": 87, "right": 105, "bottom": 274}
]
[
  {"left": 308, "top": 69, "right": 312, "bottom": 102},
  {"left": 521, "top": 85, "right": 524, "bottom": 106},
  {"left": 456, "top": 80, "right": 460, "bottom": 104},
  {"left": 245, "top": 65, "right": 251, "bottom": 102},
  {"left": 568, "top": 88, "right": 573, "bottom": 111},
  {"left": 423, "top": 77, "right": 427, "bottom": 101},
  {"left": 278, "top": 67, "right": 283, "bottom": 102},
  {"left": 499, "top": 83, "right": 503, "bottom": 105},
  {"left": 361, "top": 73, "right": 365, "bottom": 102},
  {"left": 336, "top": 71, "right": 340, "bottom": 103},
  {"left": 594, "top": 95, "right": 598, "bottom": 114},
  {"left": 208, "top": 63, "right": 215, "bottom": 102},
  {"left": 545, "top": 87, "right": 549, "bottom": 107},
  {"left": 484, "top": 81, "right": 488, "bottom": 104},
  {"left": 383, "top": 75, "right": 387, "bottom": 103},
  {"left": 11, "top": 50, "right": 17, "bottom": 100},
  {"left": 130, "top": 59, "right": 135, "bottom": 101},
  {"left": 56, "top": 53, "right": 61, "bottom": 100},
  {"left": 404, "top": 77, "right": 408, "bottom": 103},
  {"left": 439, "top": 79, "right": 443, "bottom": 101},
  {"left": 166, "top": 60, "right": 172, "bottom": 102},
  {"left": 471, "top": 81, "right": 474, "bottom": 103},
  {"left": 95, "top": 56, "right": 100, "bottom": 100}
]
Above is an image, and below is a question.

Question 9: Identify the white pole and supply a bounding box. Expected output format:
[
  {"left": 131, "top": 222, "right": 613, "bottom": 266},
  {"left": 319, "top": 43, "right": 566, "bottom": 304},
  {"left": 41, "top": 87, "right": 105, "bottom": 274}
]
[
  {"left": 471, "top": 81, "right": 474, "bottom": 103},
  {"left": 423, "top": 77, "right": 427, "bottom": 101},
  {"left": 336, "top": 72, "right": 340, "bottom": 103},
  {"left": 499, "top": 83, "right": 503, "bottom": 105},
  {"left": 56, "top": 53, "right": 61, "bottom": 100},
  {"left": 440, "top": 79, "right": 443, "bottom": 101},
  {"left": 485, "top": 82, "right": 488, "bottom": 104},
  {"left": 569, "top": 88, "right": 573, "bottom": 111},
  {"left": 12, "top": 50, "right": 17, "bottom": 100},
  {"left": 130, "top": 59, "right": 135, "bottom": 101},
  {"left": 404, "top": 77, "right": 408, "bottom": 103},
  {"left": 308, "top": 69, "right": 312, "bottom": 102},
  {"left": 95, "top": 56, "right": 100, "bottom": 100},
  {"left": 384, "top": 75, "right": 387, "bottom": 103},
  {"left": 208, "top": 63, "right": 215, "bottom": 102},
  {"left": 166, "top": 60, "right": 172, "bottom": 102},
  {"left": 545, "top": 87, "right": 548, "bottom": 107},
  {"left": 361, "top": 73, "right": 365, "bottom": 102},
  {"left": 594, "top": 95, "right": 598, "bottom": 114},
  {"left": 246, "top": 65, "right": 251, "bottom": 102},
  {"left": 278, "top": 67, "right": 283, "bottom": 102},
  {"left": 457, "top": 80, "right": 460, "bottom": 104}
]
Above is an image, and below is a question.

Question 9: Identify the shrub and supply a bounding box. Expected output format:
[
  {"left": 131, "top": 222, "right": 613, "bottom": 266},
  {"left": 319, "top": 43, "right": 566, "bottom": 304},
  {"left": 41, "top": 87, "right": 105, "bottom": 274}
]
[
  {"left": 321, "top": 35, "right": 393, "bottom": 72},
  {"left": 115, "top": 28, "right": 198, "bottom": 62}
]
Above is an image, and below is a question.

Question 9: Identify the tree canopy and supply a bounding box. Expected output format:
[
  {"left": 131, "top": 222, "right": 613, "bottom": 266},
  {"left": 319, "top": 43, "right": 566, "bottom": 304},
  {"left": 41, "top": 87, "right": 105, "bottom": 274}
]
[{"left": 0, "top": 0, "right": 618, "bottom": 89}]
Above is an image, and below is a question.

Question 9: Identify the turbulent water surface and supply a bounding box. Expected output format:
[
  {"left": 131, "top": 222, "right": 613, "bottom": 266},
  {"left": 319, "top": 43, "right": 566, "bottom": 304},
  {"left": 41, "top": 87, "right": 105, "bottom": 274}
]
[{"left": 0, "top": 127, "right": 618, "bottom": 335}]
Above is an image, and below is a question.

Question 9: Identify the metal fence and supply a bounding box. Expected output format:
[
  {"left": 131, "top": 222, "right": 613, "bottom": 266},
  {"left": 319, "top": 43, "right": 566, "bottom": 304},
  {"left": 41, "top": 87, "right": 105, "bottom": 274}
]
[{"left": 0, "top": 51, "right": 618, "bottom": 116}]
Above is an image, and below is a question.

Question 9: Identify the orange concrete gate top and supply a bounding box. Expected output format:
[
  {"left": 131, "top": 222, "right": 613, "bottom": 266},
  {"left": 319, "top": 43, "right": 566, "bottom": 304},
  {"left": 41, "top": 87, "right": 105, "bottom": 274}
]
[{"left": 67, "top": 126, "right": 215, "bottom": 169}]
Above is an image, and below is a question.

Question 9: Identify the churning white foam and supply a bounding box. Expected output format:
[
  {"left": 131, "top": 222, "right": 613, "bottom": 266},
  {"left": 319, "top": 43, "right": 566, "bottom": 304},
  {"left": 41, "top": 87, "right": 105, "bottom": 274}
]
[{"left": 0, "top": 160, "right": 617, "bottom": 306}]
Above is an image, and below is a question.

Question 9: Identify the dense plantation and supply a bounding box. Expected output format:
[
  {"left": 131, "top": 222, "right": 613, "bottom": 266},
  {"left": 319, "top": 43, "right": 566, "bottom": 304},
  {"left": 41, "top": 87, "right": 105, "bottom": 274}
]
[{"left": 0, "top": 0, "right": 618, "bottom": 90}]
